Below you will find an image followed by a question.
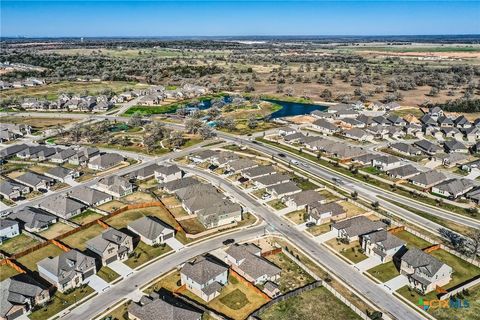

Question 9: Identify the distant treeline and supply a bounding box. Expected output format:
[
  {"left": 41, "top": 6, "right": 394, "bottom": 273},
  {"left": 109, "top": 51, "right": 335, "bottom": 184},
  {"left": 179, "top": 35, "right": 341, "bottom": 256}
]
[{"left": 430, "top": 99, "right": 480, "bottom": 113}]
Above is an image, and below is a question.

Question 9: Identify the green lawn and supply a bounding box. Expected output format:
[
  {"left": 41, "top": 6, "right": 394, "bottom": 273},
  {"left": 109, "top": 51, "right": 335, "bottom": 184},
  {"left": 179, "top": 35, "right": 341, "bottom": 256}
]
[
  {"left": 0, "top": 234, "right": 40, "bottom": 255},
  {"left": 429, "top": 249, "right": 480, "bottom": 289},
  {"left": 266, "top": 253, "right": 315, "bottom": 293},
  {"left": 97, "top": 266, "right": 121, "bottom": 283},
  {"left": 124, "top": 242, "right": 172, "bottom": 269},
  {"left": 219, "top": 289, "right": 249, "bottom": 310},
  {"left": 28, "top": 285, "right": 95, "bottom": 320},
  {"left": 267, "top": 199, "right": 287, "bottom": 210},
  {"left": 366, "top": 261, "right": 400, "bottom": 283},
  {"left": 62, "top": 224, "right": 105, "bottom": 250},
  {"left": 394, "top": 230, "right": 432, "bottom": 249},
  {"left": 70, "top": 210, "right": 103, "bottom": 225},
  {"left": 307, "top": 223, "right": 331, "bottom": 236},
  {"left": 285, "top": 210, "right": 306, "bottom": 225},
  {"left": 325, "top": 239, "right": 368, "bottom": 264},
  {"left": 259, "top": 286, "right": 361, "bottom": 320},
  {"left": 17, "top": 244, "right": 64, "bottom": 271},
  {"left": 427, "top": 284, "right": 480, "bottom": 320},
  {"left": 0, "top": 264, "right": 20, "bottom": 281}
]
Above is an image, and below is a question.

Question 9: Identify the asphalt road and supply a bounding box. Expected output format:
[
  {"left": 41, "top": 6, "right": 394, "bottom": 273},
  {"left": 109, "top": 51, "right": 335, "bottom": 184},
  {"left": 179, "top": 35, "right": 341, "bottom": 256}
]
[
  {"left": 61, "top": 225, "right": 266, "bottom": 320},
  {"left": 183, "top": 165, "right": 425, "bottom": 320}
]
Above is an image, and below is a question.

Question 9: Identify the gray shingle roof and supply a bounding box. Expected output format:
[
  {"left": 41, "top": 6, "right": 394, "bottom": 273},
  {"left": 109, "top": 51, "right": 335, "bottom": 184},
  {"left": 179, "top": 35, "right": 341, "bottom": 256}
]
[
  {"left": 364, "top": 230, "right": 406, "bottom": 250},
  {"left": 1, "top": 274, "right": 45, "bottom": 317},
  {"left": 37, "top": 250, "right": 96, "bottom": 285},
  {"left": 225, "top": 243, "right": 281, "bottom": 280},
  {"left": 128, "top": 216, "right": 174, "bottom": 241},
  {"left": 128, "top": 296, "right": 202, "bottom": 320},
  {"left": 68, "top": 187, "right": 112, "bottom": 206},
  {"left": 38, "top": 195, "right": 85, "bottom": 218},
  {"left": 401, "top": 248, "right": 446, "bottom": 277},
  {"left": 408, "top": 170, "right": 447, "bottom": 187},
  {"left": 9, "top": 207, "right": 56, "bottom": 231},
  {"left": 267, "top": 181, "right": 301, "bottom": 195},
  {"left": 308, "top": 202, "right": 344, "bottom": 219},
  {"left": 161, "top": 177, "right": 200, "bottom": 192},
  {"left": 241, "top": 165, "right": 276, "bottom": 178},
  {"left": 252, "top": 174, "right": 290, "bottom": 186},
  {"left": 386, "top": 165, "right": 420, "bottom": 178},
  {"left": 87, "top": 228, "right": 130, "bottom": 254},
  {"left": 181, "top": 256, "right": 228, "bottom": 285},
  {"left": 332, "top": 216, "right": 386, "bottom": 237},
  {"left": 45, "top": 166, "right": 73, "bottom": 179},
  {"left": 285, "top": 190, "right": 326, "bottom": 207},
  {"left": 14, "top": 172, "right": 54, "bottom": 187}
]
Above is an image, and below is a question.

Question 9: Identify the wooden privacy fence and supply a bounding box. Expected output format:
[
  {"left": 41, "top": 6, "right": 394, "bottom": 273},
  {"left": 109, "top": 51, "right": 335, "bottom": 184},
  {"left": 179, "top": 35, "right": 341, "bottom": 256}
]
[{"left": 229, "top": 268, "right": 271, "bottom": 301}]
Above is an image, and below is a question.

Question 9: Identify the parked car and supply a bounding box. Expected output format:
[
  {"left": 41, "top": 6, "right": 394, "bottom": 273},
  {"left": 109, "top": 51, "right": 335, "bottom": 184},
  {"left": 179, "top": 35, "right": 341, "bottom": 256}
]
[
  {"left": 290, "top": 159, "right": 299, "bottom": 165},
  {"left": 222, "top": 239, "right": 235, "bottom": 245},
  {"left": 306, "top": 222, "right": 316, "bottom": 228},
  {"left": 262, "top": 193, "right": 272, "bottom": 200},
  {"left": 277, "top": 153, "right": 286, "bottom": 158}
]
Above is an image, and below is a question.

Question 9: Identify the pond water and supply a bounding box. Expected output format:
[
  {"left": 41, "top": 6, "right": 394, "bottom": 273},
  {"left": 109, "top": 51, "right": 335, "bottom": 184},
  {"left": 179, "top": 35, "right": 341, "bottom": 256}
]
[{"left": 262, "top": 99, "right": 329, "bottom": 119}]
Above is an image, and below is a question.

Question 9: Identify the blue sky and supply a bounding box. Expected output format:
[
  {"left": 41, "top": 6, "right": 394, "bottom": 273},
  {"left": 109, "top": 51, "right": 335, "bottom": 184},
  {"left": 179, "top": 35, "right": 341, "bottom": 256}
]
[{"left": 1, "top": 1, "right": 479, "bottom": 37}]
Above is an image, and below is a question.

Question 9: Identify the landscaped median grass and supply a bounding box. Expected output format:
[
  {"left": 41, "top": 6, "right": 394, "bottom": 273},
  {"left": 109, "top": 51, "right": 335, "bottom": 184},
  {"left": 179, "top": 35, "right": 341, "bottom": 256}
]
[
  {"left": 366, "top": 261, "right": 400, "bottom": 283},
  {"left": 97, "top": 266, "right": 121, "bottom": 283},
  {"left": 29, "top": 285, "right": 95, "bottom": 320},
  {"left": 124, "top": 242, "right": 172, "bottom": 269},
  {"left": 259, "top": 286, "right": 362, "bottom": 320}
]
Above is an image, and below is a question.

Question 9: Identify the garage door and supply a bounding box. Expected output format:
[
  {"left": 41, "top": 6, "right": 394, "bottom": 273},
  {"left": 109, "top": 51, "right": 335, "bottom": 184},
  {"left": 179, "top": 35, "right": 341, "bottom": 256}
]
[
  {"left": 105, "top": 255, "right": 118, "bottom": 264},
  {"left": 84, "top": 269, "right": 95, "bottom": 278},
  {"left": 163, "top": 233, "right": 174, "bottom": 240}
]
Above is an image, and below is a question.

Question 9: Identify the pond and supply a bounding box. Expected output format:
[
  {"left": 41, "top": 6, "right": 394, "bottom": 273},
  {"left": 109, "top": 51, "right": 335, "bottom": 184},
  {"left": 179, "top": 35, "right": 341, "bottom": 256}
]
[{"left": 262, "top": 99, "right": 329, "bottom": 119}]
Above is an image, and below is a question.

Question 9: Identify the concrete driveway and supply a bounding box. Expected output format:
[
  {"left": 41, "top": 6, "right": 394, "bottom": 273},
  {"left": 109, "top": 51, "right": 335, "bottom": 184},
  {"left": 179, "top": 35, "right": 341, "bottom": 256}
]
[
  {"left": 84, "top": 275, "right": 110, "bottom": 293},
  {"left": 314, "top": 230, "right": 337, "bottom": 243},
  {"left": 382, "top": 274, "right": 409, "bottom": 292},
  {"left": 165, "top": 238, "right": 184, "bottom": 251},
  {"left": 109, "top": 260, "right": 134, "bottom": 278},
  {"left": 353, "top": 256, "right": 382, "bottom": 272}
]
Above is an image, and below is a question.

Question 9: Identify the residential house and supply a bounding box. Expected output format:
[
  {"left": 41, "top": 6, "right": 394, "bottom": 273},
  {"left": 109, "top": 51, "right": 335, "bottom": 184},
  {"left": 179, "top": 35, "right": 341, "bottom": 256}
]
[
  {"left": 0, "top": 275, "right": 50, "bottom": 320},
  {"left": 0, "top": 181, "right": 30, "bottom": 200},
  {"left": 94, "top": 175, "right": 134, "bottom": 198},
  {"left": 343, "top": 128, "right": 373, "bottom": 141},
  {"left": 463, "top": 127, "right": 480, "bottom": 143},
  {"left": 352, "top": 154, "right": 382, "bottom": 166},
  {"left": 127, "top": 294, "right": 203, "bottom": 320},
  {"left": 400, "top": 248, "right": 452, "bottom": 294},
  {"left": 44, "top": 166, "right": 78, "bottom": 183},
  {"left": 340, "top": 118, "right": 365, "bottom": 128},
  {"left": 225, "top": 243, "right": 281, "bottom": 284},
  {"left": 188, "top": 150, "right": 217, "bottom": 164},
  {"left": 226, "top": 159, "right": 258, "bottom": 173},
  {"left": 283, "top": 132, "right": 306, "bottom": 144},
  {"left": 14, "top": 172, "right": 55, "bottom": 191},
  {"left": 277, "top": 127, "right": 297, "bottom": 136},
  {"left": 9, "top": 207, "right": 57, "bottom": 232},
  {"left": 311, "top": 119, "right": 339, "bottom": 134},
  {"left": 431, "top": 179, "right": 475, "bottom": 199},
  {"left": 372, "top": 155, "right": 403, "bottom": 171},
  {"left": 466, "top": 187, "right": 480, "bottom": 204},
  {"left": 387, "top": 115, "right": 407, "bottom": 126},
  {"left": 414, "top": 140, "right": 441, "bottom": 155},
  {"left": 331, "top": 216, "right": 386, "bottom": 242},
  {"left": 196, "top": 199, "right": 243, "bottom": 229},
  {"left": 361, "top": 230, "right": 406, "bottom": 263},
  {"left": 437, "top": 116, "right": 454, "bottom": 128},
  {"left": 454, "top": 115, "right": 471, "bottom": 129},
  {"left": 180, "top": 256, "right": 229, "bottom": 302},
  {"left": 38, "top": 195, "right": 85, "bottom": 219},
  {"left": 68, "top": 147, "right": 100, "bottom": 166},
  {"left": 68, "top": 187, "right": 113, "bottom": 206},
  {"left": 372, "top": 116, "right": 390, "bottom": 127},
  {"left": 252, "top": 174, "right": 291, "bottom": 189},
  {"left": 154, "top": 164, "right": 183, "bottom": 183},
  {"left": 0, "top": 219, "right": 20, "bottom": 243},
  {"left": 427, "top": 106, "right": 444, "bottom": 120},
  {"left": 408, "top": 171, "right": 447, "bottom": 189},
  {"left": 128, "top": 216, "right": 175, "bottom": 246},
  {"left": 37, "top": 250, "right": 97, "bottom": 292},
  {"left": 125, "top": 163, "right": 161, "bottom": 181},
  {"left": 389, "top": 143, "right": 422, "bottom": 157},
  {"left": 88, "top": 153, "right": 124, "bottom": 171},
  {"left": 444, "top": 140, "right": 468, "bottom": 154},
  {"left": 0, "top": 144, "right": 28, "bottom": 159},
  {"left": 161, "top": 177, "right": 201, "bottom": 193},
  {"left": 439, "top": 152, "right": 470, "bottom": 168},
  {"left": 420, "top": 114, "right": 437, "bottom": 126},
  {"left": 311, "top": 110, "right": 335, "bottom": 120},
  {"left": 266, "top": 181, "right": 302, "bottom": 199},
  {"left": 86, "top": 228, "right": 133, "bottom": 265},
  {"left": 306, "top": 202, "right": 346, "bottom": 225},
  {"left": 50, "top": 149, "right": 77, "bottom": 164},
  {"left": 386, "top": 165, "right": 421, "bottom": 180},
  {"left": 283, "top": 190, "right": 326, "bottom": 210},
  {"left": 241, "top": 166, "right": 276, "bottom": 180},
  {"left": 335, "top": 109, "right": 359, "bottom": 119},
  {"left": 441, "top": 127, "right": 463, "bottom": 140},
  {"left": 211, "top": 151, "right": 241, "bottom": 167}
]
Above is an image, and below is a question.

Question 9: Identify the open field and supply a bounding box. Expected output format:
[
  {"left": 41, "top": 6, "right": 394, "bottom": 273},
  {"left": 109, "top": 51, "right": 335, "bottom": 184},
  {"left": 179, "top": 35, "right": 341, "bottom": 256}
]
[
  {"left": 259, "top": 286, "right": 361, "bottom": 320},
  {"left": 0, "top": 116, "right": 75, "bottom": 130},
  {"left": 61, "top": 224, "right": 105, "bottom": 250},
  {"left": 16, "top": 244, "right": 64, "bottom": 271},
  {"left": 0, "top": 233, "right": 40, "bottom": 255},
  {"left": 0, "top": 81, "right": 147, "bottom": 100}
]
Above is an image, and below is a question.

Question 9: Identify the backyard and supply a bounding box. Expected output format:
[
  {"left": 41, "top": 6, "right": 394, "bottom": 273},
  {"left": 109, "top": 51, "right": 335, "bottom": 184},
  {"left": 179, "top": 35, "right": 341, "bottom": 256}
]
[
  {"left": 38, "top": 222, "right": 75, "bottom": 239},
  {"left": 16, "top": 244, "right": 64, "bottom": 271},
  {"left": 0, "top": 234, "right": 40, "bottom": 255},
  {"left": 429, "top": 249, "right": 480, "bottom": 289},
  {"left": 61, "top": 224, "right": 105, "bottom": 250},
  {"left": 0, "top": 264, "right": 20, "bottom": 281},
  {"left": 393, "top": 230, "right": 432, "bottom": 249},
  {"left": 259, "top": 286, "right": 361, "bottom": 320},
  {"left": 105, "top": 207, "right": 178, "bottom": 230},
  {"left": 265, "top": 252, "right": 315, "bottom": 293}
]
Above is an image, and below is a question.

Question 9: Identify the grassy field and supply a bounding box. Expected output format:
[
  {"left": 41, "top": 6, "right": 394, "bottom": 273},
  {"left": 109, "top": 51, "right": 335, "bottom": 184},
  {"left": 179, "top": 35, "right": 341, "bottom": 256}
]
[
  {"left": 97, "top": 266, "right": 121, "bottom": 283},
  {"left": 366, "top": 261, "right": 400, "bottom": 283},
  {"left": 0, "top": 264, "right": 20, "bottom": 281},
  {"left": 0, "top": 81, "right": 147, "bottom": 100},
  {"left": 259, "top": 286, "right": 361, "bottom": 320},
  {"left": 0, "top": 116, "right": 75, "bottom": 130},
  {"left": 17, "top": 244, "right": 64, "bottom": 271},
  {"left": 62, "top": 224, "right": 105, "bottom": 250},
  {"left": 0, "top": 234, "right": 40, "bottom": 255},
  {"left": 29, "top": 285, "right": 95, "bottom": 320},
  {"left": 393, "top": 230, "right": 432, "bottom": 249},
  {"left": 70, "top": 210, "right": 103, "bottom": 225},
  {"left": 266, "top": 253, "right": 315, "bottom": 293},
  {"left": 325, "top": 239, "right": 368, "bottom": 264},
  {"left": 38, "top": 222, "right": 75, "bottom": 239},
  {"left": 124, "top": 242, "right": 172, "bottom": 269}
]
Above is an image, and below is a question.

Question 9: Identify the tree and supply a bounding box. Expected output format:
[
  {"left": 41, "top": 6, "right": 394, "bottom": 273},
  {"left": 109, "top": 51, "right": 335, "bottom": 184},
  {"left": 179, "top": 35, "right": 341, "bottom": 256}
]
[
  {"left": 371, "top": 201, "right": 380, "bottom": 210},
  {"left": 351, "top": 191, "right": 358, "bottom": 200},
  {"left": 247, "top": 115, "right": 258, "bottom": 129},
  {"left": 168, "top": 131, "right": 185, "bottom": 148},
  {"left": 468, "top": 230, "right": 480, "bottom": 261},
  {"left": 198, "top": 125, "right": 215, "bottom": 140},
  {"left": 128, "top": 111, "right": 143, "bottom": 127},
  {"left": 143, "top": 135, "right": 157, "bottom": 153},
  {"left": 185, "top": 118, "right": 203, "bottom": 134}
]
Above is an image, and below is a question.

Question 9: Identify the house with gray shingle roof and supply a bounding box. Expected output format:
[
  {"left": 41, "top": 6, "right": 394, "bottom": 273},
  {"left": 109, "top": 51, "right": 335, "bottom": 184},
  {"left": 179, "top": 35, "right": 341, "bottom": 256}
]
[
  {"left": 307, "top": 202, "right": 346, "bottom": 225},
  {"left": 180, "top": 256, "right": 228, "bottom": 302},
  {"left": 331, "top": 216, "right": 386, "bottom": 241},
  {"left": 154, "top": 164, "right": 183, "bottom": 182},
  {"left": 241, "top": 165, "right": 276, "bottom": 180},
  {"left": 400, "top": 248, "right": 452, "bottom": 294},
  {"left": 128, "top": 216, "right": 175, "bottom": 246},
  {"left": 408, "top": 170, "right": 447, "bottom": 189},
  {"left": 13, "top": 172, "right": 55, "bottom": 191},
  {"left": 283, "top": 190, "right": 326, "bottom": 210},
  {"left": 86, "top": 228, "right": 133, "bottom": 265},
  {"left": 226, "top": 158, "right": 258, "bottom": 173},
  {"left": 37, "top": 249, "right": 96, "bottom": 292},
  {"left": 0, "top": 180, "right": 30, "bottom": 200},
  {"left": 188, "top": 150, "right": 217, "bottom": 164},
  {"left": 68, "top": 186, "right": 112, "bottom": 206},
  {"left": 414, "top": 140, "right": 441, "bottom": 155},
  {"left": 283, "top": 132, "right": 306, "bottom": 143},
  {"left": 125, "top": 163, "right": 161, "bottom": 181},
  {"left": 0, "top": 274, "right": 50, "bottom": 320},
  {"left": 38, "top": 195, "right": 85, "bottom": 219},
  {"left": 94, "top": 175, "right": 134, "bottom": 198},
  {"left": 88, "top": 153, "right": 124, "bottom": 171},
  {"left": 372, "top": 155, "right": 403, "bottom": 171},
  {"left": 431, "top": 178, "right": 475, "bottom": 199},
  {"left": 444, "top": 140, "right": 468, "bottom": 154},
  {"left": 312, "top": 119, "right": 339, "bottom": 134},
  {"left": 252, "top": 174, "right": 290, "bottom": 189},
  {"left": 386, "top": 165, "right": 421, "bottom": 180},
  {"left": 50, "top": 148, "right": 77, "bottom": 164},
  {"left": 343, "top": 128, "right": 373, "bottom": 141},
  {"left": 361, "top": 230, "right": 406, "bottom": 263},
  {"left": 128, "top": 294, "right": 202, "bottom": 320},
  {"left": 277, "top": 127, "right": 297, "bottom": 136},
  {"left": 44, "top": 166, "right": 78, "bottom": 183},
  {"left": 0, "top": 219, "right": 20, "bottom": 243},
  {"left": 196, "top": 199, "right": 242, "bottom": 229},
  {"left": 225, "top": 243, "right": 281, "bottom": 284},
  {"left": 0, "top": 144, "right": 28, "bottom": 159},
  {"left": 161, "top": 177, "right": 200, "bottom": 193},
  {"left": 454, "top": 115, "right": 471, "bottom": 129},
  {"left": 9, "top": 207, "right": 57, "bottom": 233},
  {"left": 389, "top": 142, "right": 422, "bottom": 157},
  {"left": 266, "top": 181, "right": 302, "bottom": 199},
  {"left": 68, "top": 147, "right": 99, "bottom": 166}
]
